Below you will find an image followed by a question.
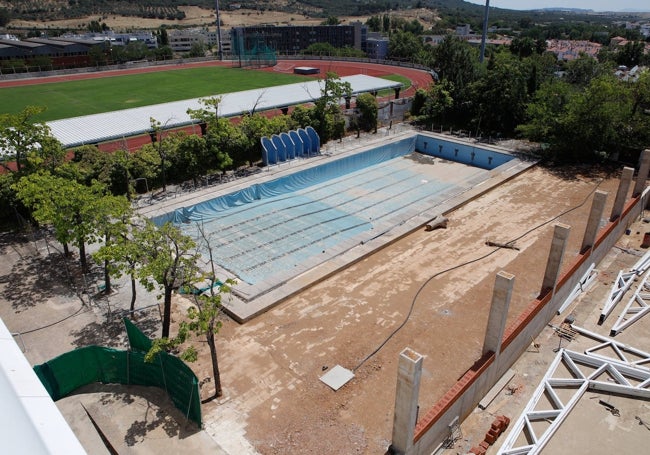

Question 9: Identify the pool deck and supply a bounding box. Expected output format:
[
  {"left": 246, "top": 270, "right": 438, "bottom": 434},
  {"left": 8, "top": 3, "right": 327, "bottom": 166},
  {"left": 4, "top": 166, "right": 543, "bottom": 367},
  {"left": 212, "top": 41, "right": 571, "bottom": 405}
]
[{"left": 138, "top": 126, "right": 537, "bottom": 322}]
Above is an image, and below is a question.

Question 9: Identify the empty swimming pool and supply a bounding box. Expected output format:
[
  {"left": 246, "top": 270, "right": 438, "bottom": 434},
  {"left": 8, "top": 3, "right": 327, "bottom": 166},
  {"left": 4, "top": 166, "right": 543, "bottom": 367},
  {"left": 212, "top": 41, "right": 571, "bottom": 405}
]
[{"left": 151, "top": 132, "right": 529, "bottom": 320}]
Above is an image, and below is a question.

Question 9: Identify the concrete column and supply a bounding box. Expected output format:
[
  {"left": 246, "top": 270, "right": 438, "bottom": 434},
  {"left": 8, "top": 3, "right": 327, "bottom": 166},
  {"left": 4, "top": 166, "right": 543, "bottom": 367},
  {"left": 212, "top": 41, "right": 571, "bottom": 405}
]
[
  {"left": 581, "top": 190, "right": 608, "bottom": 252},
  {"left": 482, "top": 271, "right": 515, "bottom": 357},
  {"left": 610, "top": 166, "right": 634, "bottom": 221},
  {"left": 633, "top": 149, "right": 650, "bottom": 197},
  {"left": 541, "top": 224, "right": 571, "bottom": 293},
  {"left": 391, "top": 348, "right": 423, "bottom": 455}
]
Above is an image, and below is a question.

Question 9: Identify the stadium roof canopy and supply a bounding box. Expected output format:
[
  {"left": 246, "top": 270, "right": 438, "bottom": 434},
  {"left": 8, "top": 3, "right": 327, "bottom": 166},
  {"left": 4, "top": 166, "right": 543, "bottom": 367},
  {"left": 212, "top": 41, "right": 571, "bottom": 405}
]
[{"left": 47, "top": 75, "right": 402, "bottom": 148}]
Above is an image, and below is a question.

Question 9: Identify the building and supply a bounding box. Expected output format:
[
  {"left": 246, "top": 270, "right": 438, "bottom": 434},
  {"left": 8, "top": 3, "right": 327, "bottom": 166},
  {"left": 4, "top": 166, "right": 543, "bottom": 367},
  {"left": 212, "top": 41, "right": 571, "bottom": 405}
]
[
  {"left": 546, "top": 39, "right": 602, "bottom": 61},
  {"left": 366, "top": 33, "right": 389, "bottom": 59},
  {"left": 231, "top": 23, "right": 366, "bottom": 57}
]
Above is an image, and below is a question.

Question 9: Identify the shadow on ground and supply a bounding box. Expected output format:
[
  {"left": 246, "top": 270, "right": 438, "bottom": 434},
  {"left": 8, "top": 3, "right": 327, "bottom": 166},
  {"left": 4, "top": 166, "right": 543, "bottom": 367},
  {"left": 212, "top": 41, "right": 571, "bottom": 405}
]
[
  {"left": 69, "top": 309, "right": 160, "bottom": 348},
  {"left": 0, "top": 251, "right": 79, "bottom": 312},
  {"left": 69, "top": 383, "right": 201, "bottom": 446}
]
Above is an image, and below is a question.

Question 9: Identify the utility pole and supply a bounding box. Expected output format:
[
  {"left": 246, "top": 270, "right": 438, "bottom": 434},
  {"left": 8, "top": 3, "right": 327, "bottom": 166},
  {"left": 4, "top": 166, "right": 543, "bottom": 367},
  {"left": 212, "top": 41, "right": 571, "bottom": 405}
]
[
  {"left": 215, "top": 0, "right": 223, "bottom": 60},
  {"left": 480, "top": 0, "right": 490, "bottom": 63}
]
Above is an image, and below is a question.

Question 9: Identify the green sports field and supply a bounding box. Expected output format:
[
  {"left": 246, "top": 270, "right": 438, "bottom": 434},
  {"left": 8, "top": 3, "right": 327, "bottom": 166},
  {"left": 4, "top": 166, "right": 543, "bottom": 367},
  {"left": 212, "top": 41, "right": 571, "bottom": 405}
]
[
  {"left": 1, "top": 67, "right": 411, "bottom": 122},
  {"left": 1, "top": 67, "right": 310, "bottom": 122}
]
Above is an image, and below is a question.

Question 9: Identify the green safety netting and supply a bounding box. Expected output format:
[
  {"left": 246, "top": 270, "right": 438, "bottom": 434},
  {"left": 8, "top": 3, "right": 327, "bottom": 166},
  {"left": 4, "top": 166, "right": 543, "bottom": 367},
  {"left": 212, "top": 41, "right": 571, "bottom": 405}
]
[{"left": 33, "top": 319, "right": 202, "bottom": 427}]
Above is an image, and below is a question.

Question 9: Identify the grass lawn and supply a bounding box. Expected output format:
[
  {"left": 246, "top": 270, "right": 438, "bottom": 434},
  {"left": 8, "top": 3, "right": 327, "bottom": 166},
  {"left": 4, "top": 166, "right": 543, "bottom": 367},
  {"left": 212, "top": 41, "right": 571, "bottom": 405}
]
[
  {"left": 1, "top": 67, "right": 312, "bottom": 122},
  {"left": 1, "top": 67, "right": 411, "bottom": 122}
]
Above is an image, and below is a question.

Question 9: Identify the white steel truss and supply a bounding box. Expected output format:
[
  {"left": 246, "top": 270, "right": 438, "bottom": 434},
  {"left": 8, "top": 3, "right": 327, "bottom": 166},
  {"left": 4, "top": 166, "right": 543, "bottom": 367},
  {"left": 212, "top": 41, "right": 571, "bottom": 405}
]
[
  {"left": 571, "top": 325, "right": 650, "bottom": 371},
  {"left": 598, "top": 251, "right": 650, "bottom": 325},
  {"left": 557, "top": 263, "right": 597, "bottom": 315},
  {"left": 497, "top": 349, "right": 650, "bottom": 455},
  {"left": 599, "top": 270, "right": 638, "bottom": 325},
  {"left": 610, "top": 271, "right": 650, "bottom": 336}
]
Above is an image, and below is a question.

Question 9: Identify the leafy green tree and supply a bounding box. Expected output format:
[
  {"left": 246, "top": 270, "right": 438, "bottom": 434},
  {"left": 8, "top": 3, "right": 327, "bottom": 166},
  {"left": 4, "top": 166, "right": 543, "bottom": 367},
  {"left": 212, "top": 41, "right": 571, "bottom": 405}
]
[
  {"left": 183, "top": 224, "right": 235, "bottom": 399},
  {"left": 290, "top": 105, "right": 316, "bottom": 130},
  {"left": 565, "top": 54, "right": 605, "bottom": 86},
  {"left": 366, "top": 15, "right": 381, "bottom": 32},
  {"left": 94, "top": 213, "right": 144, "bottom": 314},
  {"left": 312, "top": 72, "right": 352, "bottom": 143},
  {"left": 0, "top": 8, "right": 10, "bottom": 27},
  {"left": 617, "top": 41, "right": 645, "bottom": 68},
  {"left": 510, "top": 37, "right": 537, "bottom": 58},
  {"left": 414, "top": 80, "right": 454, "bottom": 129},
  {"left": 432, "top": 36, "right": 479, "bottom": 100},
  {"left": 355, "top": 93, "right": 378, "bottom": 132},
  {"left": 14, "top": 172, "right": 112, "bottom": 272},
  {"left": 136, "top": 221, "right": 198, "bottom": 339},
  {"left": 149, "top": 117, "right": 179, "bottom": 192},
  {"left": 158, "top": 26, "right": 169, "bottom": 46},
  {"left": 92, "top": 194, "right": 132, "bottom": 294},
  {"left": 188, "top": 42, "right": 206, "bottom": 58},
  {"left": 0, "top": 106, "right": 64, "bottom": 176},
  {"left": 129, "top": 144, "right": 161, "bottom": 192},
  {"left": 388, "top": 30, "right": 425, "bottom": 62},
  {"left": 321, "top": 16, "right": 340, "bottom": 25},
  {"left": 187, "top": 96, "right": 237, "bottom": 169},
  {"left": 468, "top": 50, "right": 531, "bottom": 135},
  {"left": 88, "top": 45, "right": 108, "bottom": 66},
  {"left": 152, "top": 45, "right": 173, "bottom": 61},
  {"left": 517, "top": 79, "right": 574, "bottom": 144}
]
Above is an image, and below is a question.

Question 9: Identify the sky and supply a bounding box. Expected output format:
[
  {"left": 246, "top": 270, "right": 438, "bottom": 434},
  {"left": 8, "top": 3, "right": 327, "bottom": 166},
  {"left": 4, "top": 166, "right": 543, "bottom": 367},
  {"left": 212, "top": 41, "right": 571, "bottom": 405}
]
[{"left": 464, "top": 0, "right": 649, "bottom": 12}]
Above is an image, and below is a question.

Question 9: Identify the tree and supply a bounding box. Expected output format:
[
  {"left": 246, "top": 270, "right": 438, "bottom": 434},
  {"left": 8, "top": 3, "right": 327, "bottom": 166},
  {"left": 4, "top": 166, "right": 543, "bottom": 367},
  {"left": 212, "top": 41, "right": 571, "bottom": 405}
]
[
  {"left": 158, "top": 26, "right": 169, "bottom": 46},
  {"left": 182, "top": 224, "right": 235, "bottom": 399},
  {"left": 468, "top": 51, "right": 531, "bottom": 135},
  {"left": 312, "top": 72, "right": 352, "bottom": 143},
  {"left": 136, "top": 221, "right": 198, "bottom": 339},
  {"left": 355, "top": 93, "right": 378, "bottom": 132},
  {"left": 414, "top": 80, "right": 454, "bottom": 129},
  {"left": 366, "top": 15, "right": 381, "bottom": 32},
  {"left": 149, "top": 117, "right": 177, "bottom": 192},
  {"left": 518, "top": 75, "right": 640, "bottom": 161},
  {"left": 14, "top": 172, "right": 117, "bottom": 273},
  {"left": 517, "top": 79, "right": 574, "bottom": 144},
  {"left": 617, "top": 41, "right": 645, "bottom": 68},
  {"left": 321, "top": 16, "right": 340, "bottom": 26},
  {"left": 0, "top": 106, "right": 64, "bottom": 176},
  {"left": 565, "top": 54, "right": 605, "bottom": 86},
  {"left": 432, "top": 36, "right": 479, "bottom": 100},
  {"left": 388, "top": 30, "right": 426, "bottom": 63},
  {"left": 188, "top": 42, "right": 206, "bottom": 58},
  {"left": 94, "top": 214, "right": 144, "bottom": 314},
  {"left": 0, "top": 8, "right": 11, "bottom": 27},
  {"left": 92, "top": 194, "right": 132, "bottom": 294}
]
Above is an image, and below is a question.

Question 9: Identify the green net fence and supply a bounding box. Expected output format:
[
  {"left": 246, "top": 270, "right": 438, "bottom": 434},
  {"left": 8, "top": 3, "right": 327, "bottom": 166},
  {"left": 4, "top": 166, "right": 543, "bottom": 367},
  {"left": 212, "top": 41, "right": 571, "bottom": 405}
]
[
  {"left": 33, "top": 319, "right": 202, "bottom": 427},
  {"left": 232, "top": 34, "right": 277, "bottom": 69}
]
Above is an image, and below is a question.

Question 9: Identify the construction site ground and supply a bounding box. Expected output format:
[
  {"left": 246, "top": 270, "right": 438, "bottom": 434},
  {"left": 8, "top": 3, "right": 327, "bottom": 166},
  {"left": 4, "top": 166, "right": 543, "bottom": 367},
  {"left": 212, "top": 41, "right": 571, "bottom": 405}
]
[
  {"left": 453, "top": 220, "right": 650, "bottom": 455},
  {"left": 2, "top": 126, "right": 644, "bottom": 454}
]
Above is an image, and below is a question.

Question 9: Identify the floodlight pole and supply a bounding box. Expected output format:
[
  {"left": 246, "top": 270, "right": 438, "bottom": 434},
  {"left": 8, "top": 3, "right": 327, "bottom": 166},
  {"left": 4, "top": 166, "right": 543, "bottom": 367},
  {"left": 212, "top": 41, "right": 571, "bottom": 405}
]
[
  {"left": 480, "top": 0, "right": 490, "bottom": 63},
  {"left": 215, "top": 0, "right": 223, "bottom": 60}
]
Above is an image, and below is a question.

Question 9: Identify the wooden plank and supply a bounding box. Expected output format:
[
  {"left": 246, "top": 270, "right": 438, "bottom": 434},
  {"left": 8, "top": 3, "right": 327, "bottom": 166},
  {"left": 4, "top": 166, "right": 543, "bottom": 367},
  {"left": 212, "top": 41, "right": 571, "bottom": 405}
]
[{"left": 478, "top": 369, "right": 515, "bottom": 410}]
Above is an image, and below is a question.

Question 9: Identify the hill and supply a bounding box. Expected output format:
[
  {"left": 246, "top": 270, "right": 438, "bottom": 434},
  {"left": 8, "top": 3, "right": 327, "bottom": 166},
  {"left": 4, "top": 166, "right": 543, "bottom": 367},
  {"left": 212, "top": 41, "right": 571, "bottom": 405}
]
[{"left": 1, "top": 0, "right": 647, "bottom": 31}]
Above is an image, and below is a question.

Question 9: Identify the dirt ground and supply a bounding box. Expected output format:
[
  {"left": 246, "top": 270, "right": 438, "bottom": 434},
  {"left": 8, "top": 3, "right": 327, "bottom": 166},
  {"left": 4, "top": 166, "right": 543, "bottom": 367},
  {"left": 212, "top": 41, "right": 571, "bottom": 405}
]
[
  {"left": 1, "top": 147, "right": 634, "bottom": 454},
  {"left": 7, "top": 6, "right": 439, "bottom": 31}
]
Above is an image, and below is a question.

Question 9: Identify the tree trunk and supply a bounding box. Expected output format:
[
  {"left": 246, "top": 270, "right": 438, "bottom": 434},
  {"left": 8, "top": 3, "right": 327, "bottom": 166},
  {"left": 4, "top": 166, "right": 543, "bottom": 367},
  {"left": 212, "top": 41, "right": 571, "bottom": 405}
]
[
  {"left": 207, "top": 331, "right": 222, "bottom": 397},
  {"left": 63, "top": 242, "right": 70, "bottom": 257},
  {"left": 78, "top": 239, "right": 88, "bottom": 274},
  {"left": 104, "top": 258, "right": 111, "bottom": 293},
  {"left": 103, "top": 232, "right": 111, "bottom": 293},
  {"left": 130, "top": 274, "right": 137, "bottom": 315},
  {"left": 162, "top": 285, "right": 173, "bottom": 338}
]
